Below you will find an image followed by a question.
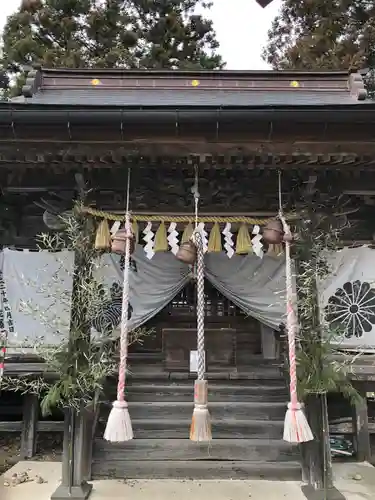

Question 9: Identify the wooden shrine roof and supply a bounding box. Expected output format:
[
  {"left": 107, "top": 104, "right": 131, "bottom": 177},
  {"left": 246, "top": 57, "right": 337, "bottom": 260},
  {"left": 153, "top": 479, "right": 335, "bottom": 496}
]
[{"left": 15, "top": 67, "right": 369, "bottom": 108}]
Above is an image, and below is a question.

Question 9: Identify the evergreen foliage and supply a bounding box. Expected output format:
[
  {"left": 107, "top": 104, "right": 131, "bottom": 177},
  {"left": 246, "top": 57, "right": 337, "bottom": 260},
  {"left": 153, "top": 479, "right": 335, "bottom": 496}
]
[
  {"left": 263, "top": 0, "right": 375, "bottom": 71},
  {"left": 0, "top": 0, "right": 223, "bottom": 95},
  {"left": 130, "top": 0, "right": 224, "bottom": 69},
  {"left": 290, "top": 194, "right": 361, "bottom": 404}
]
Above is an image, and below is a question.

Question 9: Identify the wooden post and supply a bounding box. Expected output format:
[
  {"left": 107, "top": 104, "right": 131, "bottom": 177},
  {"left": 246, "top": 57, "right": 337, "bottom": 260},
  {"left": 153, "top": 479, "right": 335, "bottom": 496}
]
[
  {"left": 352, "top": 385, "right": 371, "bottom": 462},
  {"left": 51, "top": 408, "right": 93, "bottom": 500},
  {"left": 51, "top": 199, "right": 95, "bottom": 500},
  {"left": 20, "top": 393, "right": 39, "bottom": 459}
]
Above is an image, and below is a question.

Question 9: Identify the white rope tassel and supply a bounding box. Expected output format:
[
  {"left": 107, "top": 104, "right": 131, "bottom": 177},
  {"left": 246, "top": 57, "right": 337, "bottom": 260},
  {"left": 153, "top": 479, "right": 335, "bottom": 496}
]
[{"left": 190, "top": 231, "right": 212, "bottom": 442}]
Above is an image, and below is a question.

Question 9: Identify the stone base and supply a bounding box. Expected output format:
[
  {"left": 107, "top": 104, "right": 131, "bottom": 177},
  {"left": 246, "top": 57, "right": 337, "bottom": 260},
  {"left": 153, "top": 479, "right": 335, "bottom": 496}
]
[
  {"left": 50, "top": 481, "right": 93, "bottom": 500},
  {"left": 301, "top": 484, "right": 346, "bottom": 500}
]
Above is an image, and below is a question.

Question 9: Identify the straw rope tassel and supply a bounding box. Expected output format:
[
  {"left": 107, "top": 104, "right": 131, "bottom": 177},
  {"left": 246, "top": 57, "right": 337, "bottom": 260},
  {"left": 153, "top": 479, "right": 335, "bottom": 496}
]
[
  {"left": 104, "top": 212, "right": 134, "bottom": 442},
  {"left": 280, "top": 213, "right": 313, "bottom": 444},
  {"left": 190, "top": 231, "right": 212, "bottom": 442}
]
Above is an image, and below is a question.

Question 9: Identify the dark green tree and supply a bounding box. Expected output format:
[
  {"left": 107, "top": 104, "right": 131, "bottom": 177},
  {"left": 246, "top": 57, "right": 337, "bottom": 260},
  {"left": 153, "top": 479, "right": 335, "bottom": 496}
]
[
  {"left": 263, "top": 0, "right": 375, "bottom": 72},
  {"left": 1, "top": 0, "right": 223, "bottom": 95},
  {"left": 130, "top": 0, "right": 224, "bottom": 69},
  {"left": 1, "top": 1, "right": 137, "bottom": 76}
]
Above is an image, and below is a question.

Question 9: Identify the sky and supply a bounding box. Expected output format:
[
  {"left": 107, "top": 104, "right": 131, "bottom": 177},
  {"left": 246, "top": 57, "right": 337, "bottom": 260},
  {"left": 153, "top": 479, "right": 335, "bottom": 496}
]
[{"left": 0, "top": 0, "right": 281, "bottom": 69}]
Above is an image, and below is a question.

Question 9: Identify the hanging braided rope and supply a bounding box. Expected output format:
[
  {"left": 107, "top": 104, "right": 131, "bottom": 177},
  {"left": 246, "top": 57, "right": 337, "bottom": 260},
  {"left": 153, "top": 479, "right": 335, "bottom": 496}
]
[
  {"left": 195, "top": 231, "right": 205, "bottom": 382},
  {"left": 190, "top": 166, "right": 212, "bottom": 442},
  {"left": 278, "top": 171, "right": 313, "bottom": 444},
  {"left": 103, "top": 169, "right": 134, "bottom": 442}
]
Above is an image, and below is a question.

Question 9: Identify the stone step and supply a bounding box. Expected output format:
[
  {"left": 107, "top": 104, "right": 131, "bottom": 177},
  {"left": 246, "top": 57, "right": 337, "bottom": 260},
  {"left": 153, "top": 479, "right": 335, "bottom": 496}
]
[
  {"left": 96, "top": 418, "right": 285, "bottom": 439},
  {"left": 93, "top": 438, "right": 298, "bottom": 462},
  {"left": 100, "top": 401, "right": 287, "bottom": 421}
]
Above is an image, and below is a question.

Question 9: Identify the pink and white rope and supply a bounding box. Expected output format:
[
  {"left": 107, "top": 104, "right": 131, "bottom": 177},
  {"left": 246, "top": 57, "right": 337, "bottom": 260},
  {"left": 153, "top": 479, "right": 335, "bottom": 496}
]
[
  {"left": 280, "top": 214, "right": 299, "bottom": 410},
  {"left": 116, "top": 213, "right": 132, "bottom": 403}
]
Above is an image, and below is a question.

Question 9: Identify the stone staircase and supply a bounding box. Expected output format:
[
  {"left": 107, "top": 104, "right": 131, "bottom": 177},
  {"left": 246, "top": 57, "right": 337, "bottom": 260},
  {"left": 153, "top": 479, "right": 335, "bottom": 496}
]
[{"left": 92, "top": 358, "right": 301, "bottom": 480}]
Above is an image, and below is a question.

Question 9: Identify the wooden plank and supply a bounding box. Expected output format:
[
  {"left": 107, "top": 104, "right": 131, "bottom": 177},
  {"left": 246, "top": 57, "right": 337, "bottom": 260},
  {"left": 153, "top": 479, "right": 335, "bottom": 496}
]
[
  {"left": 20, "top": 394, "right": 39, "bottom": 459},
  {"left": 330, "top": 420, "right": 375, "bottom": 434},
  {"left": 0, "top": 421, "right": 22, "bottom": 432},
  {"left": 100, "top": 401, "right": 286, "bottom": 421},
  {"left": 93, "top": 438, "right": 297, "bottom": 462},
  {"left": 4, "top": 362, "right": 49, "bottom": 374},
  {"left": 126, "top": 382, "right": 287, "bottom": 393},
  {"left": 352, "top": 389, "right": 371, "bottom": 461},
  {"left": 125, "top": 389, "right": 287, "bottom": 403},
  {"left": 38, "top": 421, "right": 64, "bottom": 432},
  {"left": 105, "top": 382, "right": 288, "bottom": 403},
  {"left": 0, "top": 420, "right": 65, "bottom": 433},
  {"left": 96, "top": 418, "right": 285, "bottom": 440},
  {"left": 91, "top": 459, "right": 302, "bottom": 480}
]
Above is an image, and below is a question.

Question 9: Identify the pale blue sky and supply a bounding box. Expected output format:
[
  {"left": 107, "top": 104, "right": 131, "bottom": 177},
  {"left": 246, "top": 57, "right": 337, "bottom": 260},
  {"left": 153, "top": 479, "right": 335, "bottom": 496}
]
[{"left": 0, "top": 0, "right": 281, "bottom": 69}]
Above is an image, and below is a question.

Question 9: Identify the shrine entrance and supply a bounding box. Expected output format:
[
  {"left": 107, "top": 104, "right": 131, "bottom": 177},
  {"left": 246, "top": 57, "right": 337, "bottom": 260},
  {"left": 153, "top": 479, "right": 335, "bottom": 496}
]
[{"left": 129, "top": 279, "right": 277, "bottom": 374}]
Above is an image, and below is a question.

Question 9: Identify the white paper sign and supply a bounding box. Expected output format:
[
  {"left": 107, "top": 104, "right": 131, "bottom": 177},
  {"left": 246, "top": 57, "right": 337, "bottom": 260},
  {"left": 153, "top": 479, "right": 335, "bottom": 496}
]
[{"left": 189, "top": 350, "right": 206, "bottom": 373}]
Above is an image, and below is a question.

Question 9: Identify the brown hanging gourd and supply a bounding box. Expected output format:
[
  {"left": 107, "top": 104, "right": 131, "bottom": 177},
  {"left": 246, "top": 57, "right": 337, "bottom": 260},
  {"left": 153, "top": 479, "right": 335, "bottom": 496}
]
[
  {"left": 176, "top": 240, "right": 197, "bottom": 265},
  {"left": 111, "top": 227, "right": 135, "bottom": 255},
  {"left": 262, "top": 218, "right": 293, "bottom": 245}
]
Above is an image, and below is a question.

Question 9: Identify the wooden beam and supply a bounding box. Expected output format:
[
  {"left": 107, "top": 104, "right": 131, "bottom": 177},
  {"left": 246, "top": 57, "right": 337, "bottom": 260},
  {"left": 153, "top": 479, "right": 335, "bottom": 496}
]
[
  {"left": 20, "top": 394, "right": 39, "bottom": 459},
  {"left": 304, "top": 175, "right": 318, "bottom": 195},
  {"left": 344, "top": 190, "right": 375, "bottom": 196},
  {"left": 352, "top": 386, "right": 371, "bottom": 461}
]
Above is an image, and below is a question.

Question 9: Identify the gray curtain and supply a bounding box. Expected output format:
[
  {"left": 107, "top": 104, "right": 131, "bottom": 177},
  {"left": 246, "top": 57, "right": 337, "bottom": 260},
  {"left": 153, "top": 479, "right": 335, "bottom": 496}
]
[
  {"left": 96, "top": 245, "right": 191, "bottom": 332},
  {"left": 97, "top": 249, "right": 286, "bottom": 333},
  {"left": 204, "top": 252, "right": 285, "bottom": 329},
  {"left": 129, "top": 246, "right": 191, "bottom": 329}
]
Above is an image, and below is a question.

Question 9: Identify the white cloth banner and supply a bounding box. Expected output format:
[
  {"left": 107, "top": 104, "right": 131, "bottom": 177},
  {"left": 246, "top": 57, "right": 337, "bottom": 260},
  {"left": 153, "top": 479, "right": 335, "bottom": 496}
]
[
  {"left": 3, "top": 245, "right": 375, "bottom": 350},
  {"left": 320, "top": 246, "right": 375, "bottom": 349},
  {"left": 2, "top": 248, "right": 74, "bottom": 347}
]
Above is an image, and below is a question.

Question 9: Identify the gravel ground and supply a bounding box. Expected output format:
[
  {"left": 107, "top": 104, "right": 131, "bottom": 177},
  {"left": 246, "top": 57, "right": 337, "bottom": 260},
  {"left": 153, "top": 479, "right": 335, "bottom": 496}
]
[{"left": 0, "top": 432, "right": 62, "bottom": 475}]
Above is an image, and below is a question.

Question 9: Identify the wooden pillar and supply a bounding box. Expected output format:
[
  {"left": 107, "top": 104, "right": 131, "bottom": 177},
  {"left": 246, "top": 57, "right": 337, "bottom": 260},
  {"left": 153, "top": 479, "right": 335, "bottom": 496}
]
[
  {"left": 20, "top": 393, "right": 39, "bottom": 459},
  {"left": 51, "top": 408, "right": 93, "bottom": 500},
  {"left": 301, "top": 394, "right": 337, "bottom": 495},
  {"left": 352, "top": 385, "right": 371, "bottom": 462},
  {"left": 82, "top": 403, "right": 100, "bottom": 481},
  {"left": 260, "top": 324, "right": 277, "bottom": 359},
  {"left": 51, "top": 198, "right": 94, "bottom": 500}
]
